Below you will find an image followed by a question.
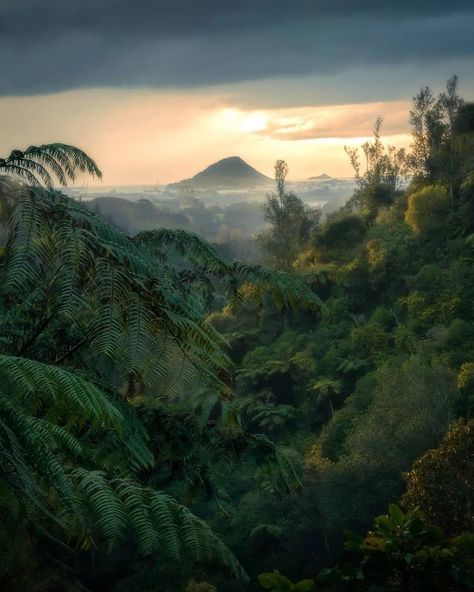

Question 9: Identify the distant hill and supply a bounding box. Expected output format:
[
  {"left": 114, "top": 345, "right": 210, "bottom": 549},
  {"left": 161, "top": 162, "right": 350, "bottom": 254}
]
[
  {"left": 87, "top": 197, "right": 190, "bottom": 235},
  {"left": 308, "top": 173, "right": 333, "bottom": 181},
  {"left": 168, "top": 156, "right": 273, "bottom": 190}
]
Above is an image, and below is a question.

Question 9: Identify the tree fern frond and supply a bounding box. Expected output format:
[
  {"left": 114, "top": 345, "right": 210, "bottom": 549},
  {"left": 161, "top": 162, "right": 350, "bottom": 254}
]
[
  {"left": 230, "top": 262, "right": 324, "bottom": 312},
  {"left": 135, "top": 229, "right": 324, "bottom": 313},
  {"left": 0, "top": 392, "right": 77, "bottom": 507},
  {"left": 0, "top": 354, "right": 123, "bottom": 426},
  {"left": 3, "top": 156, "right": 54, "bottom": 188},
  {"left": 73, "top": 469, "right": 127, "bottom": 544},
  {"left": 71, "top": 473, "right": 247, "bottom": 579},
  {"left": 134, "top": 228, "right": 230, "bottom": 273},
  {"left": 0, "top": 144, "right": 102, "bottom": 188}
]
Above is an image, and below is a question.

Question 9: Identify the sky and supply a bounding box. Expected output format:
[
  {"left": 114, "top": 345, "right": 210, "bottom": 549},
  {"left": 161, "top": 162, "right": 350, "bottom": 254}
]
[{"left": 1, "top": 1, "right": 473, "bottom": 184}]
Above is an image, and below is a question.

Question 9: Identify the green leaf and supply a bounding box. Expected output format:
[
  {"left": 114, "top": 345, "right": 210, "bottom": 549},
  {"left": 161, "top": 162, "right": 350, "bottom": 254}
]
[{"left": 388, "top": 503, "right": 405, "bottom": 525}]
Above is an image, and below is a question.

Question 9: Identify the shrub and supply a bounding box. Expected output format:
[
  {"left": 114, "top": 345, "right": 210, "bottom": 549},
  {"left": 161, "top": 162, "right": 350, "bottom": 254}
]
[
  {"left": 403, "top": 420, "right": 474, "bottom": 535},
  {"left": 405, "top": 185, "right": 450, "bottom": 235}
]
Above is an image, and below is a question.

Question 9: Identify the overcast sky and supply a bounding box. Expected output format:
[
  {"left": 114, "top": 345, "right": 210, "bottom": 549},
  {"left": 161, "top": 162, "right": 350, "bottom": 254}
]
[{"left": 1, "top": 0, "right": 473, "bottom": 183}]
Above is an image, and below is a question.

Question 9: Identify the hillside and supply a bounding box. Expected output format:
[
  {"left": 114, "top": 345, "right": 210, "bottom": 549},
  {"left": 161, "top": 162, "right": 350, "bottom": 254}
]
[
  {"left": 167, "top": 156, "right": 273, "bottom": 190},
  {"left": 87, "top": 196, "right": 190, "bottom": 235}
]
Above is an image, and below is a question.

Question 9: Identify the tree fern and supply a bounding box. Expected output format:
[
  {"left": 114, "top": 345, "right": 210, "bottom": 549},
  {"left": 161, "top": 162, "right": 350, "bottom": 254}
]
[
  {"left": 0, "top": 357, "right": 247, "bottom": 580},
  {"left": 0, "top": 162, "right": 322, "bottom": 583}
]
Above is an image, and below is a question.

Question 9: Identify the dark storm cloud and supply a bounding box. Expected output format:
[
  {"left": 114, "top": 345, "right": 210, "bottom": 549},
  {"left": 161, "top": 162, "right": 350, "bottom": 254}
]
[{"left": 0, "top": 1, "right": 473, "bottom": 95}]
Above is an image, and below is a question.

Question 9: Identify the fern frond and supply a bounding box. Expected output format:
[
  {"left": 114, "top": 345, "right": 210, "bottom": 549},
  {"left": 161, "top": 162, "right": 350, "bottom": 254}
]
[
  {"left": 0, "top": 355, "right": 123, "bottom": 426},
  {"left": 0, "top": 144, "right": 102, "bottom": 188},
  {"left": 74, "top": 469, "right": 127, "bottom": 544},
  {"left": 230, "top": 262, "right": 324, "bottom": 312}
]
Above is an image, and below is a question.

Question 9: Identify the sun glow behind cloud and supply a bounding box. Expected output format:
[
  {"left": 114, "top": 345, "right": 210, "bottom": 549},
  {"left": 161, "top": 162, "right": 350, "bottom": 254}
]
[
  {"left": 215, "top": 101, "right": 410, "bottom": 141},
  {"left": 215, "top": 108, "right": 269, "bottom": 134},
  {"left": 0, "top": 89, "right": 412, "bottom": 184}
]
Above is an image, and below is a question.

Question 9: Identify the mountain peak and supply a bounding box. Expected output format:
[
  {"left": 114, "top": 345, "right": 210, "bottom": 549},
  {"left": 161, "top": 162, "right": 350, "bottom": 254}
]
[
  {"left": 308, "top": 173, "right": 333, "bottom": 181},
  {"left": 168, "top": 156, "right": 272, "bottom": 190},
  {"left": 218, "top": 155, "right": 245, "bottom": 163}
]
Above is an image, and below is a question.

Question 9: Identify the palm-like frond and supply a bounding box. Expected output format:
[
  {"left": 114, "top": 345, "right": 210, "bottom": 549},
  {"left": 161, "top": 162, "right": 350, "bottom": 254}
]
[
  {"left": 0, "top": 184, "right": 229, "bottom": 388},
  {"left": 0, "top": 144, "right": 102, "bottom": 189},
  {"left": 135, "top": 229, "right": 324, "bottom": 312},
  {"left": 0, "top": 354, "right": 246, "bottom": 580},
  {"left": 0, "top": 355, "right": 122, "bottom": 517},
  {"left": 309, "top": 377, "right": 343, "bottom": 395}
]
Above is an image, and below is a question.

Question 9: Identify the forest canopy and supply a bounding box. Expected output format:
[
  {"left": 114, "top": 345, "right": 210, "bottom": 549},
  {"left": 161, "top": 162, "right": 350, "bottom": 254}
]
[{"left": 1, "top": 77, "right": 474, "bottom": 592}]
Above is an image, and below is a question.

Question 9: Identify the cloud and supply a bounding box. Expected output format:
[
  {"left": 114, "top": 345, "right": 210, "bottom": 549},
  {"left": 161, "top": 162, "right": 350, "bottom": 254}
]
[
  {"left": 0, "top": 1, "right": 473, "bottom": 95},
  {"left": 213, "top": 100, "right": 411, "bottom": 142},
  {"left": 3, "top": 1, "right": 471, "bottom": 38},
  {"left": 245, "top": 101, "right": 411, "bottom": 140}
]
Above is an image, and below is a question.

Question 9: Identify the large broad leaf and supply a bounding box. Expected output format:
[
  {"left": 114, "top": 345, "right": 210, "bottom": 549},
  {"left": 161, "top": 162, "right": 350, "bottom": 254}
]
[{"left": 388, "top": 503, "right": 405, "bottom": 525}]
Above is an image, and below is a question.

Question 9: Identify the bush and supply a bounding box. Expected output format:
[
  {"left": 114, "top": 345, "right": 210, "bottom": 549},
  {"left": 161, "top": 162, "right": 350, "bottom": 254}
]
[
  {"left": 313, "top": 214, "right": 367, "bottom": 262},
  {"left": 405, "top": 185, "right": 450, "bottom": 236},
  {"left": 403, "top": 420, "right": 474, "bottom": 535},
  {"left": 350, "top": 323, "right": 391, "bottom": 364},
  {"left": 318, "top": 505, "right": 474, "bottom": 591}
]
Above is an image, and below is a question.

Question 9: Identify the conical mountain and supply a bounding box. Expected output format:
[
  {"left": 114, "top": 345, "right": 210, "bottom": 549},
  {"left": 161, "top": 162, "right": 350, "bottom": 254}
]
[
  {"left": 308, "top": 173, "right": 332, "bottom": 181},
  {"left": 168, "top": 156, "right": 273, "bottom": 190}
]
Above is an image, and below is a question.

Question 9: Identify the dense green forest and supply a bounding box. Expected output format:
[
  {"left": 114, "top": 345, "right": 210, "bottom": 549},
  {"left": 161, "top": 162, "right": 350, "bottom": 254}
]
[{"left": 1, "top": 78, "right": 473, "bottom": 591}]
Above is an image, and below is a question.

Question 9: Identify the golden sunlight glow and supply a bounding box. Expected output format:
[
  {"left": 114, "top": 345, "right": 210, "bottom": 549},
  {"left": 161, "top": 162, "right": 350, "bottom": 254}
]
[
  {"left": 221, "top": 108, "right": 239, "bottom": 120},
  {"left": 0, "top": 90, "right": 412, "bottom": 184},
  {"left": 240, "top": 112, "right": 268, "bottom": 133},
  {"left": 215, "top": 108, "right": 268, "bottom": 133}
]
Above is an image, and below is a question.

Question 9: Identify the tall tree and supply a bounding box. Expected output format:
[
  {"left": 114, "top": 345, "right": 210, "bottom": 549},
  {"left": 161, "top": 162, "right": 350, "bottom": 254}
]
[
  {"left": 258, "top": 160, "right": 319, "bottom": 270},
  {"left": 345, "top": 117, "right": 407, "bottom": 219},
  {"left": 409, "top": 76, "right": 464, "bottom": 200},
  {"left": 409, "top": 86, "right": 443, "bottom": 183}
]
